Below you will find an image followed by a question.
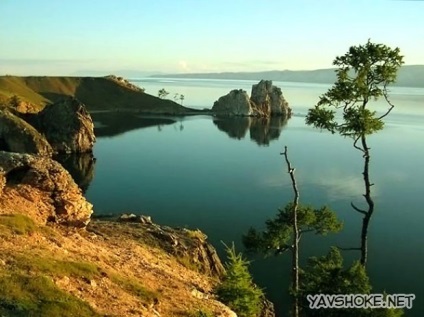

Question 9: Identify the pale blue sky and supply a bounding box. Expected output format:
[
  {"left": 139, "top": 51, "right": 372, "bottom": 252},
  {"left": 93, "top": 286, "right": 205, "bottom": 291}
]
[{"left": 0, "top": 0, "right": 422, "bottom": 75}]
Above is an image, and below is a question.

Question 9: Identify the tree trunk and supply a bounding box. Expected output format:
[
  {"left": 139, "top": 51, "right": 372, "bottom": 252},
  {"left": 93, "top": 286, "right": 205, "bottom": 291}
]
[
  {"left": 360, "top": 135, "right": 374, "bottom": 267},
  {"left": 282, "top": 146, "right": 299, "bottom": 317}
]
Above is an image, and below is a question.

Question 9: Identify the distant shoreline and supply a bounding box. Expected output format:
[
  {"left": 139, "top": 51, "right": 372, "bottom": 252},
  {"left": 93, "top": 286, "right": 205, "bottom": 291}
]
[{"left": 148, "top": 65, "right": 424, "bottom": 89}]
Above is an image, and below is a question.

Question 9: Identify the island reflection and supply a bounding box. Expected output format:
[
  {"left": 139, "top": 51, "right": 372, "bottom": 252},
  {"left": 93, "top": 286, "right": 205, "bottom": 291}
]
[{"left": 213, "top": 116, "right": 288, "bottom": 146}]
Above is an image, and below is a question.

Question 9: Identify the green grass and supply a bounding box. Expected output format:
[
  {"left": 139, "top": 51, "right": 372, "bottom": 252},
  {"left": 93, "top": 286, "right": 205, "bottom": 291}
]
[
  {"left": 0, "top": 273, "right": 101, "bottom": 317},
  {"left": 9, "top": 254, "right": 102, "bottom": 280},
  {"left": 109, "top": 273, "right": 159, "bottom": 305},
  {"left": 0, "top": 214, "right": 38, "bottom": 236},
  {"left": 176, "top": 255, "right": 202, "bottom": 272},
  {"left": 0, "top": 75, "right": 190, "bottom": 113}
]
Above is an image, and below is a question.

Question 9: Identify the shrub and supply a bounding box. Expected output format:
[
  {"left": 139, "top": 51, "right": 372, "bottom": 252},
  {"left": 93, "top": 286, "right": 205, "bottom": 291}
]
[{"left": 214, "top": 243, "right": 263, "bottom": 317}]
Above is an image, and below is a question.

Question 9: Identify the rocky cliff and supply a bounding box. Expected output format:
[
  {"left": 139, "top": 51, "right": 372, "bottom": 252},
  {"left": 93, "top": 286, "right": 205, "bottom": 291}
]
[
  {"left": 212, "top": 80, "right": 291, "bottom": 117},
  {"left": 0, "top": 109, "right": 53, "bottom": 156},
  {"left": 0, "top": 151, "right": 244, "bottom": 317},
  {"left": 0, "top": 151, "right": 92, "bottom": 227},
  {"left": 1, "top": 97, "right": 95, "bottom": 156},
  {"left": 25, "top": 97, "right": 96, "bottom": 154}
]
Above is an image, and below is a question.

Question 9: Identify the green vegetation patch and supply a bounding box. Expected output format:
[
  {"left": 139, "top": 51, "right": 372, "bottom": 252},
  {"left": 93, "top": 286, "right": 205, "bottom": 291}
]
[
  {"left": 0, "top": 273, "right": 101, "bottom": 317},
  {"left": 9, "top": 253, "right": 101, "bottom": 280},
  {"left": 110, "top": 273, "right": 159, "bottom": 305},
  {"left": 0, "top": 214, "right": 38, "bottom": 236}
]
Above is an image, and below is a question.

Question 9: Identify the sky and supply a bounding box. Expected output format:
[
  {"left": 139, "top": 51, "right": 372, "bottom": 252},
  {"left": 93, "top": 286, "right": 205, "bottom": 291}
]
[{"left": 0, "top": 0, "right": 423, "bottom": 75}]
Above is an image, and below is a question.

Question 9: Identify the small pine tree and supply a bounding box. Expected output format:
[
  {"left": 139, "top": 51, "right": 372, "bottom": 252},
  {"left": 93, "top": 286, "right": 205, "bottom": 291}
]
[{"left": 215, "top": 243, "right": 263, "bottom": 317}]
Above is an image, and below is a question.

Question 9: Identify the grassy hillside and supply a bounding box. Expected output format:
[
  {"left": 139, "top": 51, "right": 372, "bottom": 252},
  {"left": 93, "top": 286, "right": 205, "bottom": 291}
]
[{"left": 0, "top": 76, "right": 194, "bottom": 114}]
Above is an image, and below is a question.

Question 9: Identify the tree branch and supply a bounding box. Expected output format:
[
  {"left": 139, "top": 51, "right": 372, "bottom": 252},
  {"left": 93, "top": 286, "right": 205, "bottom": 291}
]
[
  {"left": 351, "top": 202, "right": 367, "bottom": 215},
  {"left": 353, "top": 135, "right": 365, "bottom": 153},
  {"left": 337, "top": 246, "right": 362, "bottom": 251}
]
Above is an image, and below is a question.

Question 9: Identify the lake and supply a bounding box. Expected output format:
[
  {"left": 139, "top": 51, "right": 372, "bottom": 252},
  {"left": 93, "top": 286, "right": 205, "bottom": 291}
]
[{"left": 84, "top": 78, "right": 424, "bottom": 317}]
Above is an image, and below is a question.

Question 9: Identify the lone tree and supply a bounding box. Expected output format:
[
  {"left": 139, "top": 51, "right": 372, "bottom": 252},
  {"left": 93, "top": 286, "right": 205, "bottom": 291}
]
[
  {"left": 158, "top": 88, "right": 169, "bottom": 99},
  {"left": 179, "top": 94, "right": 185, "bottom": 105},
  {"left": 243, "top": 146, "right": 342, "bottom": 317},
  {"left": 305, "top": 40, "right": 404, "bottom": 266},
  {"left": 214, "top": 243, "right": 264, "bottom": 317}
]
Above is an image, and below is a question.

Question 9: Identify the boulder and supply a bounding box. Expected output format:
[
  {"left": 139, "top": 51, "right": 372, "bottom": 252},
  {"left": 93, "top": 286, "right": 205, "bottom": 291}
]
[
  {"left": 31, "top": 97, "right": 95, "bottom": 154},
  {"left": 212, "top": 89, "right": 254, "bottom": 116},
  {"left": 0, "top": 151, "right": 93, "bottom": 227},
  {"left": 0, "top": 109, "right": 53, "bottom": 156}
]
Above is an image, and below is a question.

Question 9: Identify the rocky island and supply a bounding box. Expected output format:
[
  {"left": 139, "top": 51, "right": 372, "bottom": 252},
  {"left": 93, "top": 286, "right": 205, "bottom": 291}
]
[{"left": 212, "top": 80, "right": 291, "bottom": 117}]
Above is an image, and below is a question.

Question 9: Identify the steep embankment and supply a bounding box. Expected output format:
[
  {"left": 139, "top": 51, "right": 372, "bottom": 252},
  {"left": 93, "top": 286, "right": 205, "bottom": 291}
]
[
  {"left": 0, "top": 151, "right": 236, "bottom": 317},
  {"left": 0, "top": 75, "right": 195, "bottom": 114}
]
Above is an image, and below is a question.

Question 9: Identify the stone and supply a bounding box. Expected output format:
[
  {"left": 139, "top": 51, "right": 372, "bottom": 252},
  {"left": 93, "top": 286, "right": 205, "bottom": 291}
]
[
  {"left": 0, "top": 151, "right": 93, "bottom": 227},
  {"left": 118, "top": 213, "right": 138, "bottom": 222},
  {"left": 30, "top": 97, "right": 95, "bottom": 154},
  {"left": 140, "top": 215, "right": 153, "bottom": 225},
  {"left": 212, "top": 89, "right": 254, "bottom": 116},
  {"left": 0, "top": 109, "right": 53, "bottom": 156}
]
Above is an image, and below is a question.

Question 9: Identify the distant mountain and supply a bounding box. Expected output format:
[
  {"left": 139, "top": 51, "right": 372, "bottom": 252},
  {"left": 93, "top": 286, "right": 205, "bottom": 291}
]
[
  {"left": 72, "top": 70, "right": 163, "bottom": 78},
  {"left": 151, "top": 65, "right": 424, "bottom": 88}
]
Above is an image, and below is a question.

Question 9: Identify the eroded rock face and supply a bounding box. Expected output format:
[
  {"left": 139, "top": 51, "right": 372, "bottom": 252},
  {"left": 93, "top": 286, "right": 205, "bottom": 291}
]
[
  {"left": 34, "top": 98, "right": 95, "bottom": 154},
  {"left": 0, "top": 151, "right": 93, "bottom": 227},
  {"left": 251, "top": 80, "right": 290, "bottom": 116},
  {"left": 0, "top": 109, "right": 53, "bottom": 156},
  {"left": 212, "top": 89, "right": 253, "bottom": 116}
]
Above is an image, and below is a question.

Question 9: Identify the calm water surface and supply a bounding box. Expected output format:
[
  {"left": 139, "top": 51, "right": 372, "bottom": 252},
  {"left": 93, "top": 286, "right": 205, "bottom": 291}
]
[{"left": 85, "top": 79, "right": 424, "bottom": 317}]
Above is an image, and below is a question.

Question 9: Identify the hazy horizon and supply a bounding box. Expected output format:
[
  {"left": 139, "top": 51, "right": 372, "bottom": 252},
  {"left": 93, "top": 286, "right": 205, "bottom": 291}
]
[{"left": 1, "top": 0, "right": 424, "bottom": 76}]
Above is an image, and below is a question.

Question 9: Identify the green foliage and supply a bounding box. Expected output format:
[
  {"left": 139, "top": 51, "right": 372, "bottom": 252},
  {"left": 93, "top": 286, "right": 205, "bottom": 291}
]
[
  {"left": 306, "top": 40, "right": 404, "bottom": 138},
  {"left": 158, "top": 88, "right": 170, "bottom": 99},
  {"left": 300, "top": 247, "right": 403, "bottom": 317},
  {"left": 215, "top": 243, "right": 263, "bottom": 317},
  {"left": 301, "top": 247, "right": 371, "bottom": 296},
  {"left": 0, "top": 273, "right": 100, "bottom": 317},
  {"left": 0, "top": 214, "right": 38, "bottom": 236},
  {"left": 109, "top": 273, "right": 159, "bottom": 304},
  {"left": 243, "top": 203, "right": 342, "bottom": 255},
  {"left": 10, "top": 253, "right": 101, "bottom": 280}
]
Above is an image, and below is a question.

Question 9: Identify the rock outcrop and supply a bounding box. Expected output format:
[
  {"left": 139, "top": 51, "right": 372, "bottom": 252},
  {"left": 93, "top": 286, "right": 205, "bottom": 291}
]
[
  {"left": 28, "top": 97, "right": 96, "bottom": 154},
  {"left": 212, "top": 89, "right": 254, "bottom": 116},
  {"left": 0, "top": 109, "right": 53, "bottom": 156},
  {"left": 251, "top": 80, "right": 290, "bottom": 116},
  {"left": 96, "top": 214, "right": 226, "bottom": 278},
  {"left": 1, "top": 97, "right": 95, "bottom": 156},
  {"left": 54, "top": 153, "right": 96, "bottom": 193},
  {"left": 212, "top": 80, "right": 291, "bottom": 117},
  {"left": 0, "top": 151, "right": 93, "bottom": 227}
]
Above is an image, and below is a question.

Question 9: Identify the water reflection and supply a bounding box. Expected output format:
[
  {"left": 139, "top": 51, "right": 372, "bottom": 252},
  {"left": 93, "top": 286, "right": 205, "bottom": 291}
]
[
  {"left": 54, "top": 153, "right": 96, "bottom": 193},
  {"left": 91, "top": 112, "right": 176, "bottom": 137},
  {"left": 213, "top": 116, "right": 288, "bottom": 146}
]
